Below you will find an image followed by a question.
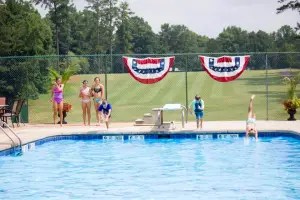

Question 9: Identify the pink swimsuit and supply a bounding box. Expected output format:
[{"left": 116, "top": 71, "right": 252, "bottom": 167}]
[
  {"left": 53, "top": 86, "right": 63, "bottom": 104},
  {"left": 80, "top": 87, "right": 90, "bottom": 103}
]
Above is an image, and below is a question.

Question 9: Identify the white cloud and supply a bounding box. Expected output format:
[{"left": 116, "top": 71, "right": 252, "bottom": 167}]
[
  {"left": 126, "top": 0, "right": 298, "bottom": 37},
  {"left": 36, "top": 0, "right": 299, "bottom": 38}
]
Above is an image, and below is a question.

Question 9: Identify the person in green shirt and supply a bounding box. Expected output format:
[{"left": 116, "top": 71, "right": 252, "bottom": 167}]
[{"left": 189, "top": 95, "right": 205, "bottom": 129}]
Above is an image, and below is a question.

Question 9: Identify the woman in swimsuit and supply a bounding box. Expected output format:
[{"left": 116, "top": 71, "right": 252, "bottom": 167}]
[
  {"left": 51, "top": 77, "right": 64, "bottom": 126},
  {"left": 91, "top": 77, "right": 105, "bottom": 125},
  {"left": 246, "top": 95, "right": 258, "bottom": 140},
  {"left": 79, "top": 80, "right": 91, "bottom": 126}
]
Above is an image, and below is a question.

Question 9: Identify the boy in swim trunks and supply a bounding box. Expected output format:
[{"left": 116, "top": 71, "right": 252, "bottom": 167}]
[
  {"left": 246, "top": 95, "right": 258, "bottom": 140},
  {"left": 98, "top": 99, "right": 112, "bottom": 129},
  {"left": 189, "top": 95, "right": 205, "bottom": 129}
]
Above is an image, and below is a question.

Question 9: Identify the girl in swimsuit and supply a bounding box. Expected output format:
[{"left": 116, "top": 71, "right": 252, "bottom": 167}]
[
  {"left": 91, "top": 77, "right": 105, "bottom": 125},
  {"left": 79, "top": 80, "right": 91, "bottom": 126},
  {"left": 51, "top": 77, "right": 64, "bottom": 126},
  {"left": 246, "top": 95, "right": 258, "bottom": 140}
]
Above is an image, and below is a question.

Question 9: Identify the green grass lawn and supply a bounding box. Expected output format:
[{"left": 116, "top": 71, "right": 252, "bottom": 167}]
[{"left": 28, "top": 69, "right": 299, "bottom": 123}]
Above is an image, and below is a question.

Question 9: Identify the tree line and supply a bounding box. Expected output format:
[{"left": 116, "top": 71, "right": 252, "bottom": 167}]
[{"left": 0, "top": 0, "right": 299, "bottom": 57}]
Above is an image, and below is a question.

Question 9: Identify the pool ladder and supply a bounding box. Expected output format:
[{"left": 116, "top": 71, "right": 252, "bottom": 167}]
[{"left": 0, "top": 120, "right": 22, "bottom": 153}]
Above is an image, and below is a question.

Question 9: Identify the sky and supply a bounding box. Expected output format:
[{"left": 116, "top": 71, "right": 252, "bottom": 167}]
[{"left": 37, "top": 0, "right": 299, "bottom": 38}]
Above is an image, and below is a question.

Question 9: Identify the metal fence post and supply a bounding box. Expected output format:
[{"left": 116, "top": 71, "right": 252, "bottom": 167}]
[
  {"left": 26, "top": 61, "right": 29, "bottom": 123},
  {"left": 105, "top": 55, "right": 108, "bottom": 99},
  {"left": 185, "top": 55, "right": 188, "bottom": 116},
  {"left": 265, "top": 54, "right": 269, "bottom": 120}
]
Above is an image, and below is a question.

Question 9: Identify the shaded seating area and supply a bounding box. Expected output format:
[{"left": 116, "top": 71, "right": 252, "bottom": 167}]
[{"left": 0, "top": 99, "right": 25, "bottom": 128}]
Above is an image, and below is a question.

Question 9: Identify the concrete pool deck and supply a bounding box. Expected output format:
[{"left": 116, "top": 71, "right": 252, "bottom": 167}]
[{"left": 1, "top": 121, "right": 300, "bottom": 151}]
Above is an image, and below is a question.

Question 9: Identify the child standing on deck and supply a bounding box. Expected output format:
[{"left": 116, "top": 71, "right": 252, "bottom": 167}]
[
  {"left": 51, "top": 77, "right": 64, "bottom": 126},
  {"left": 79, "top": 80, "right": 91, "bottom": 126},
  {"left": 189, "top": 95, "right": 205, "bottom": 129}
]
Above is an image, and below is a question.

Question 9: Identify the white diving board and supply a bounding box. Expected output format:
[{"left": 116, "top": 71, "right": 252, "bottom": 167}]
[{"left": 152, "top": 104, "right": 187, "bottom": 128}]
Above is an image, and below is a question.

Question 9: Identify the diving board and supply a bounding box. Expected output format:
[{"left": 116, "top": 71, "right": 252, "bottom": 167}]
[{"left": 152, "top": 104, "right": 187, "bottom": 128}]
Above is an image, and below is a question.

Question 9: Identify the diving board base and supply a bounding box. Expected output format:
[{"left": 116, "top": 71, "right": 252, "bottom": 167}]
[
  {"left": 134, "top": 122, "right": 175, "bottom": 130},
  {"left": 134, "top": 123, "right": 157, "bottom": 126}
]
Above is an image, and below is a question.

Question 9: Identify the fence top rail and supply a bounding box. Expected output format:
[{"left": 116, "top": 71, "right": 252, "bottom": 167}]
[{"left": 0, "top": 52, "right": 299, "bottom": 59}]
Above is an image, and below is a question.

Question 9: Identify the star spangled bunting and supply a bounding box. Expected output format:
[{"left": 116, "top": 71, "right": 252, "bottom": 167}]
[
  {"left": 123, "top": 56, "right": 175, "bottom": 84},
  {"left": 199, "top": 55, "right": 250, "bottom": 82}
]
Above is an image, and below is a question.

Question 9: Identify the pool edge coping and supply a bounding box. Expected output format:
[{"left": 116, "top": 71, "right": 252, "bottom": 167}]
[{"left": 1, "top": 130, "right": 300, "bottom": 156}]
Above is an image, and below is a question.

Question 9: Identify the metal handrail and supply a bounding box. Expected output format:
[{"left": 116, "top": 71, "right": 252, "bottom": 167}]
[
  {"left": 0, "top": 126, "right": 16, "bottom": 148},
  {"left": 181, "top": 105, "right": 188, "bottom": 123},
  {"left": 0, "top": 120, "right": 22, "bottom": 150},
  {"left": 180, "top": 105, "right": 188, "bottom": 128}
]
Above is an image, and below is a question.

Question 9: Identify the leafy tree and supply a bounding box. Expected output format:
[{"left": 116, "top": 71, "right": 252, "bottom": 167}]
[
  {"left": 246, "top": 30, "right": 274, "bottom": 52},
  {"left": 158, "top": 24, "right": 200, "bottom": 53},
  {"left": 68, "top": 9, "right": 98, "bottom": 55},
  {"left": 114, "top": 1, "right": 133, "bottom": 54},
  {"left": 0, "top": 0, "right": 53, "bottom": 56},
  {"left": 275, "top": 25, "right": 298, "bottom": 49},
  {"left": 197, "top": 35, "right": 209, "bottom": 52},
  {"left": 43, "top": 0, "right": 74, "bottom": 55},
  {"left": 277, "top": 0, "right": 300, "bottom": 31},
  {"left": 68, "top": 9, "right": 90, "bottom": 54},
  {"left": 32, "top": 0, "right": 73, "bottom": 55},
  {"left": 244, "top": 30, "right": 276, "bottom": 70},
  {"left": 206, "top": 38, "right": 222, "bottom": 53},
  {"left": 158, "top": 23, "right": 172, "bottom": 53},
  {"left": 86, "top": 0, "right": 119, "bottom": 54},
  {"left": 0, "top": 0, "right": 53, "bottom": 101},
  {"left": 274, "top": 25, "right": 299, "bottom": 68},
  {"left": 128, "top": 16, "right": 158, "bottom": 53},
  {"left": 217, "top": 26, "right": 249, "bottom": 52}
]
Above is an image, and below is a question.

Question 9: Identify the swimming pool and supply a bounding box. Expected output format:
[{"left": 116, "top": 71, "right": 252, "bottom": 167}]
[{"left": 1, "top": 133, "right": 300, "bottom": 199}]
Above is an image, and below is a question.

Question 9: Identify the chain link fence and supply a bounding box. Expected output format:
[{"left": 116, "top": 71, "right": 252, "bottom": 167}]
[{"left": 0, "top": 52, "right": 299, "bottom": 123}]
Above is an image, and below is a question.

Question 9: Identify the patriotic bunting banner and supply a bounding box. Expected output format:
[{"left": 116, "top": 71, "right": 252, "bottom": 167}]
[
  {"left": 123, "top": 56, "right": 175, "bottom": 84},
  {"left": 199, "top": 55, "right": 250, "bottom": 82}
]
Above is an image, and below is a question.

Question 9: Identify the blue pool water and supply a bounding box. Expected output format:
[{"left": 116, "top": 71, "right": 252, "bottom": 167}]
[{"left": 1, "top": 137, "right": 300, "bottom": 199}]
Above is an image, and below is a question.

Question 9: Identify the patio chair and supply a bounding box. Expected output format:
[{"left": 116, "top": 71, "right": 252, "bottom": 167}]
[
  {"left": 0, "top": 97, "right": 6, "bottom": 105},
  {"left": 0, "top": 97, "right": 6, "bottom": 116},
  {"left": 1, "top": 99, "right": 25, "bottom": 128}
]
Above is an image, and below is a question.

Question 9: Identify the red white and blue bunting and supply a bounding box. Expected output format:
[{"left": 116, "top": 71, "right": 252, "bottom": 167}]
[
  {"left": 123, "top": 56, "right": 175, "bottom": 84},
  {"left": 199, "top": 55, "right": 250, "bottom": 82}
]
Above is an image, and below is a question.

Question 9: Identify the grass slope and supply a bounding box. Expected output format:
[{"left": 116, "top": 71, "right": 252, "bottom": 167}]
[{"left": 29, "top": 70, "right": 298, "bottom": 124}]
